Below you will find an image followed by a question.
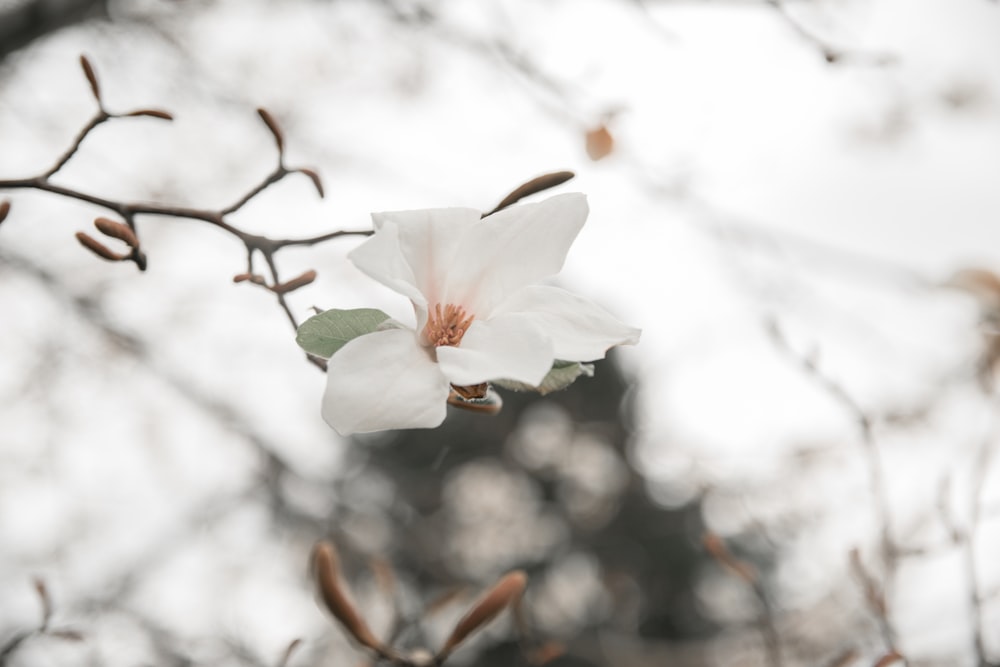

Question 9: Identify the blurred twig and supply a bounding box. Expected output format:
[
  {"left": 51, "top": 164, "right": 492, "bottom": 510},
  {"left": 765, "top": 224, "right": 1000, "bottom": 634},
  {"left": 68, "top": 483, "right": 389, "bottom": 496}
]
[
  {"left": 766, "top": 320, "right": 898, "bottom": 653},
  {"left": 703, "top": 532, "right": 783, "bottom": 667}
]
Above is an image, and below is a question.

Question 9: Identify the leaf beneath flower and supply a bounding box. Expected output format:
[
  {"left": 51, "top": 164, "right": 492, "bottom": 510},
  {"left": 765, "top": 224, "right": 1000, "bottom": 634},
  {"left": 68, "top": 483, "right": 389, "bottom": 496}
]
[
  {"left": 296, "top": 308, "right": 391, "bottom": 359},
  {"left": 493, "top": 360, "right": 594, "bottom": 395}
]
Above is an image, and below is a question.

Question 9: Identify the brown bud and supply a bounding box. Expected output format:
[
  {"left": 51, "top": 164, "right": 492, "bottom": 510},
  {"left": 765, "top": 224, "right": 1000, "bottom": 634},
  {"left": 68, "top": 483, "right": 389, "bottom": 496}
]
[
  {"left": 79, "top": 55, "right": 101, "bottom": 102},
  {"left": 584, "top": 125, "right": 614, "bottom": 161},
  {"left": 233, "top": 273, "right": 267, "bottom": 285},
  {"left": 132, "top": 249, "right": 148, "bottom": 272},
  {"left": 273, "top": 270, "right": 317, "bottom": 295},
  {"left": 487, "top": 171, "right": 575, "bottom": 216},
  {"left": 124, "top": 109, "right": 174, "bottom": 121},
  {"left": 312, "top": 541, "right": 384, "bottom": 653},
  {"left": 257, "top": 108, "right": 285, "bottom": 154},
  {"left": 528, "top": 641, "right": 566, "bottom": 666},
  {"left": 825, "top": 648, "right": 859, "bottom": 667},
  {"left": 94, "top": 217, "right": 139, "bottom": 248},
  {"left": 872, "top": 651, "right": 904, "bottom": 667},
  {"left": 76, "top": 232, "right": 127, "bottom": 262},
  {"left": 437, "top": 571, "right": 526, "bottom": 660},
  {"left": 33, "top": 577, "right": 52, "bottom": 629},
  {"left": 702, "top": 533, "right": 758, "bottom": 584},
  {"left": 298, "top": 168, "right": 325, "bottom": 198},
  {"left": 0, "top": 199, "right": 10, "bottom": 225}
]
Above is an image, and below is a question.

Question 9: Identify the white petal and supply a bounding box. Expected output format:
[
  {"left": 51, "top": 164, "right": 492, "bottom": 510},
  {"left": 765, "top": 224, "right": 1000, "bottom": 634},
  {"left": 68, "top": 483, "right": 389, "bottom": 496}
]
[
  {"left": 347, "top": 222, "right": 426, "bottom": 308},
  {"left": 443, "top": 193, "right": 589, "bottom": 316},
  {"left": 353, "top": 207, "right": 481, "bottom": 311},
  {"left": 436, "top": 315, "right": 554, "bottom": 386},
  {"left": 493, "top": 285, "right": 641, "bottom": 361},
  {"left": 322, "top": 329, "right": 449, "bottom": 435}
]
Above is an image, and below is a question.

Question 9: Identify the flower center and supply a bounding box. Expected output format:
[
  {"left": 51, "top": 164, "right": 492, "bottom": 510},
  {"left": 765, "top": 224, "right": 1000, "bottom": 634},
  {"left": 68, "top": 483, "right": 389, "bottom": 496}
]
[{"left": 424, "top": 303, "right": 474, "bottom": 347}]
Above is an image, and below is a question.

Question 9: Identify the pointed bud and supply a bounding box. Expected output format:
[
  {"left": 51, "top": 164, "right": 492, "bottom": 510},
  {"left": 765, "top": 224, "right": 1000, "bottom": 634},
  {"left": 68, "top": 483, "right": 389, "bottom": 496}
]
[
  {"left": 76, "top": 232, "right": 127, "bottom": 261},
  {"left": 487, "top": 171, "right": 575, "bottom": 216},
  {"left": 79, "top": 55, "right": 101, "bottom": 102},
  {"left": 94, "top": 217, "right": 139, "bottom": 248},
  {"left": 132, "top": 249, "right": 148, "bottom": 272},
  {"left": 873, "top": 651, "right": 904, "bottom": 667},
  {"left": 33, "top": 577, "right": 52, "bottom": 630},
  {"left": 312, "top": 541, "right": 384, "bottom": 653},
  {"left": 257, "top": 108, "right": 285, "bottom": 154},
  {"left": 273, "top": 270, "right": 317, "bottom": 295},
  {"left": 124, "top": 109, "right": 174, "bottom": 121},
  {"left": 437, "top": 570, "right": 526, "bottom": 660},
  {"left": 298, "top": 168, "right": 325, "bottom": 198},
  {"left": 0, "top": 199, "right": 10, "bottom": 224}
]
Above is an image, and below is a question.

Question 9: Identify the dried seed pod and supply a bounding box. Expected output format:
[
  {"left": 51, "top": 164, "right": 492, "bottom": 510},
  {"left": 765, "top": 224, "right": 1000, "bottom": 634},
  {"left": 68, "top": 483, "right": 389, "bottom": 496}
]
[
  {"left": 487, "top": 171, "right": 574, "bottom": 216},
  {"left": 0, "top": 199, "right": 10, "bottom": 224},
  {"left": 298, "top": 168, "right": 325, "bottom": 198},
  {"left": 79, "top": 55, "right": 101, "bottom": 102},
  {"left": 702, "top": 533, "right": 758, "bottom": 584},
  {"left": 257, "top": 108, "right": 285, "bottom": 154},
  {"left": 437, "top": 570, "right": 527, "bottom": 660},
  {"left": 94, "top": 217, "right": 139, "bottom": 248},
  {"left": 273, "top": 270, "right": 317, "bottom": 295},
  {"left": 76, "top": 232, "right": 126, "bottom": 262},
  {"left": 312, "top": 541, "right": 384, "bottom": 653},
  {"left": 124, "top": 109, "right": 174, "bottom": 121}
]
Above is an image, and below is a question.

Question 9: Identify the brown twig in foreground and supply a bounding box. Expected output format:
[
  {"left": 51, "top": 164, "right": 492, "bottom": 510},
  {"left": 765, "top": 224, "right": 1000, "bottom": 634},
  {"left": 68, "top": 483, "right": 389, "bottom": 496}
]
[{"left": 0, "top": 56, "right": 370, "bottom": 352}]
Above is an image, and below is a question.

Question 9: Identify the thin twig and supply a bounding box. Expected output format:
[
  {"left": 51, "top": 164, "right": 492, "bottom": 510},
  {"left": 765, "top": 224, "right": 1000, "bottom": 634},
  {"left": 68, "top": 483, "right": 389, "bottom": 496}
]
[{"left": 767, "top": 320, "right": 897, "bottom": 652}]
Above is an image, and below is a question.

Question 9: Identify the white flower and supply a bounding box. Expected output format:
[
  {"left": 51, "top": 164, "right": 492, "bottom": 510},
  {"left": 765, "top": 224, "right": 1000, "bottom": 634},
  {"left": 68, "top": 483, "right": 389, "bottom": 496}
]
[{"left": 322, "top": 193, "right": 640, "bottom": 435}]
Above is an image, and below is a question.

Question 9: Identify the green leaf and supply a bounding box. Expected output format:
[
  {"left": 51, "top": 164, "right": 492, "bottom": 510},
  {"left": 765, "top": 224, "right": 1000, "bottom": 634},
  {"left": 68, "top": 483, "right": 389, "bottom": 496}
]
[
  {"left": 493, "top": 360, "right": 594, "bottom": 395},
  {"left": 295, "top": 308, "right": 391, "bottom": 358}
]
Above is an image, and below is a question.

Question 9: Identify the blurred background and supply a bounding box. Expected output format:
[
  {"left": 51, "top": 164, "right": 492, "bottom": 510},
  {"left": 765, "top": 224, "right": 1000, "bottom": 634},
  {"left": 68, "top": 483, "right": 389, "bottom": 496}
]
[{"left": 1, "top": 0, "right": 999, "bottom": 665}]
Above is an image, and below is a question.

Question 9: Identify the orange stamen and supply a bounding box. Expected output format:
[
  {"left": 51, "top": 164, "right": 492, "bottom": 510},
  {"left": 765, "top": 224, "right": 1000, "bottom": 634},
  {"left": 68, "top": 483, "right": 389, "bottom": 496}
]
[{"left": 424, "top": 303, "right": 474, "bottom": 347}]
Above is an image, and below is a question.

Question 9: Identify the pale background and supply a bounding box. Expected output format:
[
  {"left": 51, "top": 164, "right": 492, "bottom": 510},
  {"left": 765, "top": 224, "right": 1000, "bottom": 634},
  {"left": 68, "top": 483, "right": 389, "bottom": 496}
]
[{"left": 1, "top": 0, "right": 1000, "bottom": 665}]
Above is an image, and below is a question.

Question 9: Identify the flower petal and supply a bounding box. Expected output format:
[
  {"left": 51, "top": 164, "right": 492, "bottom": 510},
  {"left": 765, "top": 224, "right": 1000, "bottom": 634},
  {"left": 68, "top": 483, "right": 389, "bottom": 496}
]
[
  {"left": 436, "top": 315, "right": 554, "bottom": 386},
  {"left": 444, "top": 193, "right": 589, "bottom": 316},
  {"left": 322, "top": 329, "right": 450, "bottom": 435},
  {"left": 347, "top": 222, "right": 426, "bottom": 308},
  {"left": 492, "top": 285, "right": 641, "bottom": 361},
  {"left": 351, "top": 207, "right": 482, "bottom": 319}
]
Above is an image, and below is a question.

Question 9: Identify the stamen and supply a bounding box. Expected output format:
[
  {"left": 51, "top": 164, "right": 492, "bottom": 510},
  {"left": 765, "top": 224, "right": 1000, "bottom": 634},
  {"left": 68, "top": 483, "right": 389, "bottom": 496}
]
[{"left": 424, "top": 303, "right": 474, "bottom": 347}]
